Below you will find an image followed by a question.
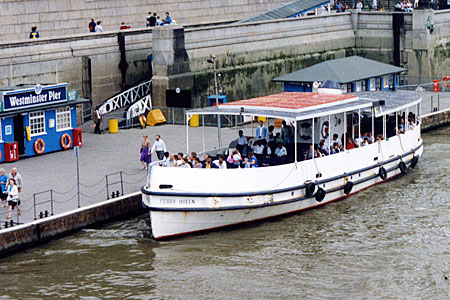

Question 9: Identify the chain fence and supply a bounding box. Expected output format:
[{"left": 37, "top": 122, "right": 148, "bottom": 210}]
[{"left": 0, "top": 168, "right": 150, "bottom": 229}]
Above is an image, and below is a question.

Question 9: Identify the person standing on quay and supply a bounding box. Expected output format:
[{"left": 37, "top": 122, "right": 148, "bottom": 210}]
[
  {"left": 89, "top": 18, "right": 97, "bottom": 32},
  {"left": 5, "top": 178, "right": 20, "bottom": 219},
  {"left": 140, "top": 134, "right": 152, "bottom": 170},
  {"left": 150, "top": 13, "right": 157, "bottom": 27},
  {"left": 0, "top": 168, "right": 8, "bottom": 207},
  {"left": 93, "top": 106, "right": 102, "bottom": 134},
  {"left": 151, "top": 135, "right": 167, "bottom": 161},
  {"left": 8, "top": 167, "right": 23, "bottom": 193}
]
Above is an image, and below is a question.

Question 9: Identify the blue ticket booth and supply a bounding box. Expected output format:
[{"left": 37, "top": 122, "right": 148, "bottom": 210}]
[{"left": 0, "top": 83, "right": 90, "bottom": 162}]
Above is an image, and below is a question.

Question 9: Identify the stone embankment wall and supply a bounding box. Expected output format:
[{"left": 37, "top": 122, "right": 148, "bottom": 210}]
[
  {"left": 0, "top": 0, "right": 288, "bottom": 41},
  {"left": 0, "top": 192, "right": 144, "bottom": 257},
  {"left": 1, "top": 10, "right": 450, "bottom": 109}
]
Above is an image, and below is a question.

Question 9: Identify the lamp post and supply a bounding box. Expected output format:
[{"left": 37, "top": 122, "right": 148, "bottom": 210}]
[{"left": 207, "top": 55, "right": 221, "bottom": 148}]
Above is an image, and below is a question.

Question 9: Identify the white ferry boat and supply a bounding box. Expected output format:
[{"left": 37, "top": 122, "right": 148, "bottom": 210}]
[{"left": 142, "top": 84, "right": 423, "bottom": 239}]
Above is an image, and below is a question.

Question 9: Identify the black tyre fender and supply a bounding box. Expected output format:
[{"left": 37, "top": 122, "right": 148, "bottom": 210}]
[
  {"left": 410, "top": 155, "right": 419, "bottom": 169},
  {"left": 315, "top": 188, "right": 326, "bottom": 202},
  {"left": 344, "top": 181, "right": 354, "bottom": 195},
  {"left": 305, "top": 182, "right": 316, "bottom": 197},
  {"left": 379, "top": 167, "right": 388, "bottom": 180},
  {"left": 399, "top": 161, "right": 408, "bottom": 175}
]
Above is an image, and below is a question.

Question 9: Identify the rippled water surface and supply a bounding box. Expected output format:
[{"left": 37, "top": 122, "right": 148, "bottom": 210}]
[{"left": 0, "top": 127, "right": 449, "bottom": 299}]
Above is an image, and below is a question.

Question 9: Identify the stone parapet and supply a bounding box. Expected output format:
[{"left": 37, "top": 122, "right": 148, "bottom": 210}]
[{"left": 0, "top": 0, "right": 288, "bottom": 42}]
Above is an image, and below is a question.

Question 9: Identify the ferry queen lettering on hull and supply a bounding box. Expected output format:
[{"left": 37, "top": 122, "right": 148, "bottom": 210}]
[{"left": 142, "top": 81, "right": 423, "bottom": 239}]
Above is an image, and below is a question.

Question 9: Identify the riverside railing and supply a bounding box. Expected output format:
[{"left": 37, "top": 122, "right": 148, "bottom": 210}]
[{"left": 0, "top": 168, "right": 149, "bottom": 229}]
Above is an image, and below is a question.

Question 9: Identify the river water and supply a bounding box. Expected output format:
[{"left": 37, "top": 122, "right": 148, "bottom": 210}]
[{"left": 0, "top": 126, "right": 449, "bottom": 299}]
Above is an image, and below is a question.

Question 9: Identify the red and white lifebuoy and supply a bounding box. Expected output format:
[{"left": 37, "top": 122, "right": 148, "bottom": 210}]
[
  {"left": 34, "top": 138, "right": 45, "bottom": 155},
  {"left": 61, "top": 134, "right": 72, "bottom": 150}
]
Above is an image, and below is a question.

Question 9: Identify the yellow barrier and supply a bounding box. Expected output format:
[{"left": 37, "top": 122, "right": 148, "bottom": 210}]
[
  {"left": 147, "top": 109, "right": 166, "bottom": 126},
  {"left": 190, "top": 114, "right": 199, "bottom": 127},
  {"left": 257, "top": 116, "right": 267, "bottom": 123},
  {"left": 109, "top": 119, "right": 119, "bottom": 133}
]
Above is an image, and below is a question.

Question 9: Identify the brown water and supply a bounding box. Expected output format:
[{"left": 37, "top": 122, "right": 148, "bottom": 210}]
[{"left": 0, "top": 127, "right": 449, "bottom": 300}]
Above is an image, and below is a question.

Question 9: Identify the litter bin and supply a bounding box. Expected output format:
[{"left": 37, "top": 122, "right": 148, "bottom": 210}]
[
  {"left": 190, "top": 114, "right": 199, "bottom": 127},
  {"left": 109, "top": 119, "right": 119, "bottom": 133},
  {"left": 257, "top": 116, "right": 267, "bottom": 123}
]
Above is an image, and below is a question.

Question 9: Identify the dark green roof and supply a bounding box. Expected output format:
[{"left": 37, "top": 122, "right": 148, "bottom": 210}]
[
  {"left": 272, "top": 56, "right": 407, "bottom": 84},
  {"left": 239, "top": 0, "right": 330, "bottom": 23}
]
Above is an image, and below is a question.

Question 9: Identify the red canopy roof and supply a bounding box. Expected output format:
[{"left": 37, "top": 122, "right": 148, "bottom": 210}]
[{"left": 221, "top": 92, "right": 357, "bottom": 112}]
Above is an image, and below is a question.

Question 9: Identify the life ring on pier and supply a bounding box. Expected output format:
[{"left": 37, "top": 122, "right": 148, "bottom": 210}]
[
  {"left": 315, "top": 188, "right": 326, "bottom": 202},
  {"left": 442, "top": 76, "right": 450, "bottom": 88},
  {"left": 344, "top": 181, "right": 354, "bottom": 195},
  {"left": 60, "top": 134, "right": 72, "bottom": 150},
  {"left": 399, "top": 161, "right": 408, "bottom": 174},
  {"left": 0, "top": 149, "right": 2, "bottom": 161},
  {"left": 378, "top": 167, "right": 387, "bottom": 180},
  {"left": 34, "top": 138, "right": 45, "bottom": 155},
  {"left": 305, "top": 182, "right": 316, "bottom": 197},
  {"left": 410, "top": 155, "right": 419, "bottom": 169}
]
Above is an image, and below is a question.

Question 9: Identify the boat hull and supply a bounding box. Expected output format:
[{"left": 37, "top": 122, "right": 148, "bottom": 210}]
[{"left": 143, "top": 138, "right": 423, "bottom": 239}]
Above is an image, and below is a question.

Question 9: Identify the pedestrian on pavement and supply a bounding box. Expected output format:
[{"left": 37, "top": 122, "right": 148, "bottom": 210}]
[
  {"left": 164, "top": 12, "right": 172, "bottom": 24},
  {"left": 140, "top": 134, "right": 152, "bottom": 170},
  {"left": 8, "top": 167, "right": 23, "bottom": 193},
  {"left": 0, "top": 168, "right": 8, "bottom": 207},
  {"left": 95, "top": 21, "right": 103, "bottom": 32},
  {"left": 29, "top": 26, "right": 40, "bottom": 39},
  {"left": 89, "top": 18, "right": 97, "bottom": 32},
  {"left": 120, "top": 21, "right": 131, "bottom": 30},
  {"left": 146, "top": 12, "right": 152, "bottom": 27},
  {"left": 93, "top": 106, "right": 102, "bottom": 134},
  {"left": 150, "top": 13, "right": 157, "bottom": 27},
  {"left": 5, "top": 178, "right": 20, "bottom": 219},
  {"left": 151, "top": 134, "right": 167, "bottom": 161}
]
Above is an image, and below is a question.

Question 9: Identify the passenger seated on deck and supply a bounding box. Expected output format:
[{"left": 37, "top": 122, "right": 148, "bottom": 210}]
[
  {"left": 275, "top": 143, "right": 287, "bottom": 158},
  {"left": 367, "top": 132, "right": 374, "bottom": 144},
  {"left": 319, "top": 139, "right": 328, "bottom": 155},
  {"left": 189, "top": 152, "right": 197, "bottom": 167},
  {"left": 330, "top": 142, "right": 341, "bottom": 154},
  {"left": 165, "top": 154, "right": 177, "bottom": 167},
  {"left": 304, "top": 145, "right": 314, "bottom": 160},
  {"left": 397, "top": 125, "right": 405, "bottom": 134},
  {"left": 376, "top": 134, "right": 383, "bottom": 142},
  {"left": 213, "top": 155, "right": 227, "bottom": 169},
  {"left": 248, "top": 151, "right": 258, "bottom": 168},
  {"left": 203, "top": 156, "right": 218, "bottom": 169},
  {"left": 408, "top": 117, "right": 415, "bottom": 129},
  {"left": 230, "top": 150, "right": 242, "bottom": 168},
  {"left": 161, "top": 151, "right": 170, "bottom": 166},
  {"left": 274, "top": 132, "right": 283, "bottom": 145},
  {"left": 179, "top": 157, "right": 191, "bottom": 168},
  {"left": 193, "top": 157, "right": 203, "bottom": 168},
  {"left": 354, "top": 135, "right": 363, "bottom": 148},
  {"left": 243, "top": 157, "right": 251, "bottom": 168},
  {"left": 315, "top": 147, "right": 323, "bottom": 158},
  {"left": 331, "top": 134, "right": 342, "bottom": 148},
  {"left": 176, "top": 152, "right": 184, "bottom": 166},
  {"left": 346, "top": 136, "right": 356, "bottom": 149}
]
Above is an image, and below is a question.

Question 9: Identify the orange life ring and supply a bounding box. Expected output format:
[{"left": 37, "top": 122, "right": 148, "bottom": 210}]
[
  {"left": 0, "top": 149, "right": 2, "bottom": 161},
  {"left": 61, "top": 133, "right": 72, "bottom": 150},
  {"left": 34, "top": 138, "right": 45, "bottom": 155}
]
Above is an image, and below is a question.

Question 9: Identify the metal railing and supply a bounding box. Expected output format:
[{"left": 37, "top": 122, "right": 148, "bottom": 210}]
[
  {"left": 0, "top": 168, "right": 149, "bottom": 230},
  {"left": 99, "top": 79, "right": 152, "bottom": 115}
]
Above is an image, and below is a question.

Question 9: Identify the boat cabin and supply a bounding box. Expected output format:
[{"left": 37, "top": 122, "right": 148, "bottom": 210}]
[{"left": 185, "top": 86, "right": 421, "bottom": 167}]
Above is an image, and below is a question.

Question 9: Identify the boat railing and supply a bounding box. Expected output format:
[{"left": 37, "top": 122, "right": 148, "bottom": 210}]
[{"left": 145, "top": 160, "right": 163, "bottom": 188}]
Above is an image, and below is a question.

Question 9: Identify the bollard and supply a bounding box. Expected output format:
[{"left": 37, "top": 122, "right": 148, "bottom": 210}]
[
  {"left": 45, "top": 210, "right": 49, "bottom": 217},
  {"left": 4, "top": 221, "right": 8, "bottom": 228}
]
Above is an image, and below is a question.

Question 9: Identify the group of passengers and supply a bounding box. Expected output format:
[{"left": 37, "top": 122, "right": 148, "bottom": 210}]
[{"left": 160, "top": 151, "right": 257, "bottom": 169}]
